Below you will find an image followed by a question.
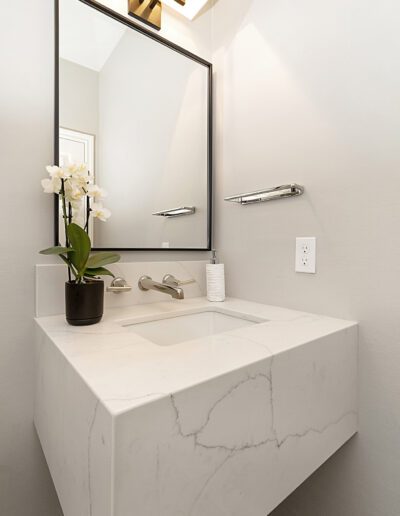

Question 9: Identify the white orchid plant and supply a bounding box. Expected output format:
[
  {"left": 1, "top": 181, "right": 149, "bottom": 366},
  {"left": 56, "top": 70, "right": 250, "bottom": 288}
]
[{"left": 40, "top": 164, "right": 120, "bottom": 284}]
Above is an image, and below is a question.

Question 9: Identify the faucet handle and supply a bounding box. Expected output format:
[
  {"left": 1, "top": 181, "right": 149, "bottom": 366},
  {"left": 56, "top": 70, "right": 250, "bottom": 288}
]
[
  {"left": 107, "top": 277, "right": 132, "bottom": 294},
  {"left": 162, "top": 274, "right": 196, "bottom": 287}
]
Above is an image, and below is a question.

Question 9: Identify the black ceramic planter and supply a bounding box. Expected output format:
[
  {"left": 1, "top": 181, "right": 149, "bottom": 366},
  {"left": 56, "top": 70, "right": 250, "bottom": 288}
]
[{"left": 65, "top": 280, "right": 104, "bottom": 326}]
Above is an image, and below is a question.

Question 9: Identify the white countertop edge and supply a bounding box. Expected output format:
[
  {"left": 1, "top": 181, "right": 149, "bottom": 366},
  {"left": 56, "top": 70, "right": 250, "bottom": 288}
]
[{"left": 35, "top": 297, "right": 358, "bottom": 416}]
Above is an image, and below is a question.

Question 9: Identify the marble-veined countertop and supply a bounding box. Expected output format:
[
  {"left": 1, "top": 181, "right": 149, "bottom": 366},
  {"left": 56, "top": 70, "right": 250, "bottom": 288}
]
[{"left": 35, "top": 297, "right": 356, "bottom": 416}]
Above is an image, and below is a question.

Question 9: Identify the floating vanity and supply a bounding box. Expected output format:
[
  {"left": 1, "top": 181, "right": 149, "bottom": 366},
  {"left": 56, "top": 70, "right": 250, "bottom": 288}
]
[{"left": 34, "top": 297, "right": 358, "bottom": 516}]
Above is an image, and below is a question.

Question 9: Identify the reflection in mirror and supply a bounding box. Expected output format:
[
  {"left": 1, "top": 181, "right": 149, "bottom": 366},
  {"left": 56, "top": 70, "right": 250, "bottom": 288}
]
[{"left": 57, "top": 0, "right": 211, "bottom": 250}]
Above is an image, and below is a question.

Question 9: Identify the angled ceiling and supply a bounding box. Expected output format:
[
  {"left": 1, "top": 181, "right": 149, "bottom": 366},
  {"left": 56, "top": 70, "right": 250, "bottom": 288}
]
[
  {"left": 59, "top": 0, "right": 126, "bottom": 72},
  {"left": 163, "top": 0, "right": 210, "bottom": 20}
]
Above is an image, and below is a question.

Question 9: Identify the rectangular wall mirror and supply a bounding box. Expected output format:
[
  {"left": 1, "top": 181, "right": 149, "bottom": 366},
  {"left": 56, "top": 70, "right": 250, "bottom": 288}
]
[{"left": 55, "top": 0, "right": 212, "bottom": 251}]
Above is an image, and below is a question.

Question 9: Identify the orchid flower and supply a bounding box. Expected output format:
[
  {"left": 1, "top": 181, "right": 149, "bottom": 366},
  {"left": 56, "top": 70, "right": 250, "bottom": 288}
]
[
  {"left": 66, "top": 163, "right": 87, "bottom": 177},
  {"left": 46, "top": 165, "right": 71, "bottom": 180},
  {"left": 91, "top": 203, "right": 111, "bottom": 222},
  {"left": 41, "top": 161, "right": 112, "bottom": 228},
  {"left": 41, "top": 176, "right": 62, "bottom": 194},
  {"left": 39, "top": 162, "right": 119, "bottom": 285},
  {"left": 64, "top": 182, "right": 85, "bottom": 203},
  {"left": 87, "top": 184, "right": 107, "bottom": 202}
]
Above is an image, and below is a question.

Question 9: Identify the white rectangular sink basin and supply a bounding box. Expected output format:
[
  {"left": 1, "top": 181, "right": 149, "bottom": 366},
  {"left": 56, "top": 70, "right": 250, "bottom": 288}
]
[{"left": 123, "top": 309, "right": 265, "bottom": 346}]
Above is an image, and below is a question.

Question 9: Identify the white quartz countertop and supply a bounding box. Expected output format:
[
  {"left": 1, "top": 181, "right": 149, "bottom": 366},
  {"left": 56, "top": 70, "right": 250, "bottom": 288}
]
[{"left": 35, "top": 297, "right": 356, "bottom": 415}]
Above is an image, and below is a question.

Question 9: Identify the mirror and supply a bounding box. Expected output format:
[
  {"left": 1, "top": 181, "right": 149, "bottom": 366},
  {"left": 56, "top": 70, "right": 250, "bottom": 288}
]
[{"left": 56, "top": 0, "right": 212, "bottom": 250}]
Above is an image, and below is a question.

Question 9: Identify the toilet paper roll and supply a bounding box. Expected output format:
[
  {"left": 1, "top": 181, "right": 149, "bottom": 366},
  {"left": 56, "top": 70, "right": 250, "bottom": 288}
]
[{"left": 206, "top": 264, "right": 226, "bottom": 302}]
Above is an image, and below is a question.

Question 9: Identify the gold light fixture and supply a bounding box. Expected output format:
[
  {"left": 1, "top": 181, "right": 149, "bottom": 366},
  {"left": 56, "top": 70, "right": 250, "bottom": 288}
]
[
  {"left": 128, "top": 0, "right": 186, "bottom": 30},
  {"left": 128, "top": 0, "right": 162, "bottom": 31}
]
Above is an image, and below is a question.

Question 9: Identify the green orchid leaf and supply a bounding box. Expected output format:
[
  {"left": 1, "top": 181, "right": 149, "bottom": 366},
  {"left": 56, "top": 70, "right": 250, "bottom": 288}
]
[
  {"left": 58, "top": 254, "right": 78, "bottom": 279},
  {"left": 86, "top": 252, "right": 120, "bottom": 269},
  {"left": 39, "top": 246, "right": 73, "bottom": 255},
  {"left": 67, "top": 223, "right": 91, "bottom": 275},
  {"left": 84, "top": 267, "right": 115, "bottom": 278}
]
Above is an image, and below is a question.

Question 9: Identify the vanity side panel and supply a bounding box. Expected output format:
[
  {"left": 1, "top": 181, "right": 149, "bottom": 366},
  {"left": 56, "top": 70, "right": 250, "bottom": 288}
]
[
  {"left": 34, "top": 324, "right": 113, "bottom": 516},
  {"left": 260, "top": 324, "right": 358, "bottom": 513},
  {"left": 112, "top": 326, "right": 357, "bottom": 516}
]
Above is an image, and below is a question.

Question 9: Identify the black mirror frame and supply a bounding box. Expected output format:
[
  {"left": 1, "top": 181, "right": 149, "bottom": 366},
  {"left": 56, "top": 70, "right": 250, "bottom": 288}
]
[{"left": 54, "top": 0, "right": 213, "bottom": 252}]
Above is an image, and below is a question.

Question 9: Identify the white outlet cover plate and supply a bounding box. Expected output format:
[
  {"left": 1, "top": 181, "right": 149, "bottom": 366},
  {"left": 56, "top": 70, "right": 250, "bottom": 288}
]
[{"left": 295, "top": 237, "right": 317, "bottom": 274}]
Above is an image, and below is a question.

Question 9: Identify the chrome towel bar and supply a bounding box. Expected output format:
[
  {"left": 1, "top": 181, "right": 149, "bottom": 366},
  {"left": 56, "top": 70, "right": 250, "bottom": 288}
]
[
  {"left": 224, "top": 184, "right": 304, "bottom": 205},
  {"left": 152, "top": 206, "right": 196, "bottom": 217}
]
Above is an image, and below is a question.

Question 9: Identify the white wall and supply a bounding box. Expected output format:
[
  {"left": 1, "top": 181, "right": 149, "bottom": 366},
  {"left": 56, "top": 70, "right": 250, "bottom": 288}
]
[
  {"left": 0, "top": 1, "right": 63, "bottom": 514},
  {"left": 96, "top": 30, "right": 208, "bottom": 249},
  {"left": 212, "top": 0, "right": 400, "bottom": 515},
  {"left": 59, "top": 58, "right": 99, "bottom": 136},
  {"left": 0, "top": 1, "right": 212, "bottom": 515}
]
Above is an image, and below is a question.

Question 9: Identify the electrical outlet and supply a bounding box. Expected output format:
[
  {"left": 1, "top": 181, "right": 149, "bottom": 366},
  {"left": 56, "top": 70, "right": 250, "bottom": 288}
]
[{"left": 295, "top": 237, "right": 316, "bottom": 274}]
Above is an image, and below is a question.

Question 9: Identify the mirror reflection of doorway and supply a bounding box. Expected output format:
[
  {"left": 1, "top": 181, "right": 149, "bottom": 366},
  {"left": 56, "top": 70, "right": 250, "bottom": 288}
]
[{"left": 59, "top": 127, "right": 95, "bottom": 241}]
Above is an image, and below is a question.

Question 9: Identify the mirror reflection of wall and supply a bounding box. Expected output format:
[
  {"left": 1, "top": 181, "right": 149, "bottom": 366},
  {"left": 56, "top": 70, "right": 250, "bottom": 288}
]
[{"left": 58, "top": 0, "right": 211, "bottom": 250}]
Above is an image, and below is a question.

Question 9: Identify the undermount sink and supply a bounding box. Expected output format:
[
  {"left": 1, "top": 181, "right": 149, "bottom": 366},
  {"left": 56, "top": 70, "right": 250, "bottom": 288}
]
[{"left": 123, "top": 309, "right": 266, "bottom": 346}]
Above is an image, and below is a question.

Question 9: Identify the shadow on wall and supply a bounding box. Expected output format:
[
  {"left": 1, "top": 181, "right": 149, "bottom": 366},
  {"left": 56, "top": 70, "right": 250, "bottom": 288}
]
[{"left": 270, "top": 436, "right": 362, "bottom": 516}]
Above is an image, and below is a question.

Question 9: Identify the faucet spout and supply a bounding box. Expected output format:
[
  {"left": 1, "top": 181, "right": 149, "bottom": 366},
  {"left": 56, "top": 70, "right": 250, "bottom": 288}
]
[{"left": 138, "top": 276, "right": 184, "bottom": 300}]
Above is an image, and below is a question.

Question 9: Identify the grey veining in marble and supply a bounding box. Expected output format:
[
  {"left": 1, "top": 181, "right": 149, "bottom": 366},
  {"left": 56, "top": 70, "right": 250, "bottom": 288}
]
[{"left": 34, "top": 297, "right": 358, "bottom": 515}]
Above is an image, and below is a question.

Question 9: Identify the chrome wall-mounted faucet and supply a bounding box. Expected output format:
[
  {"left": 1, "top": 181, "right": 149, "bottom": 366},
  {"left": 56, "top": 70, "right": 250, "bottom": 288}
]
[{"left": 138, "top": 274, "right": 194, "bottom": 300}]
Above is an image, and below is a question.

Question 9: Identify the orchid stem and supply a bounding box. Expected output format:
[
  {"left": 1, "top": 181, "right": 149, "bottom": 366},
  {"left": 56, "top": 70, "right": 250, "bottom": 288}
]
[
  {"left": 85, "top": 190, "right": 90, "bottom": 234},
  {"left": 60, "top": 179, "right": 72, "bottom": 282}
]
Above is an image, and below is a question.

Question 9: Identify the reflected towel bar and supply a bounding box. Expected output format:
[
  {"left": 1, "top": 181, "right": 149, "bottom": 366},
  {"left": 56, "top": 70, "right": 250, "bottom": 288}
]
[
  {"left": 152, "top": 206, "right": 196, "bottom": 217},
  {"left": 224, "top": 184, "right": 304, "bottom": 205}
]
